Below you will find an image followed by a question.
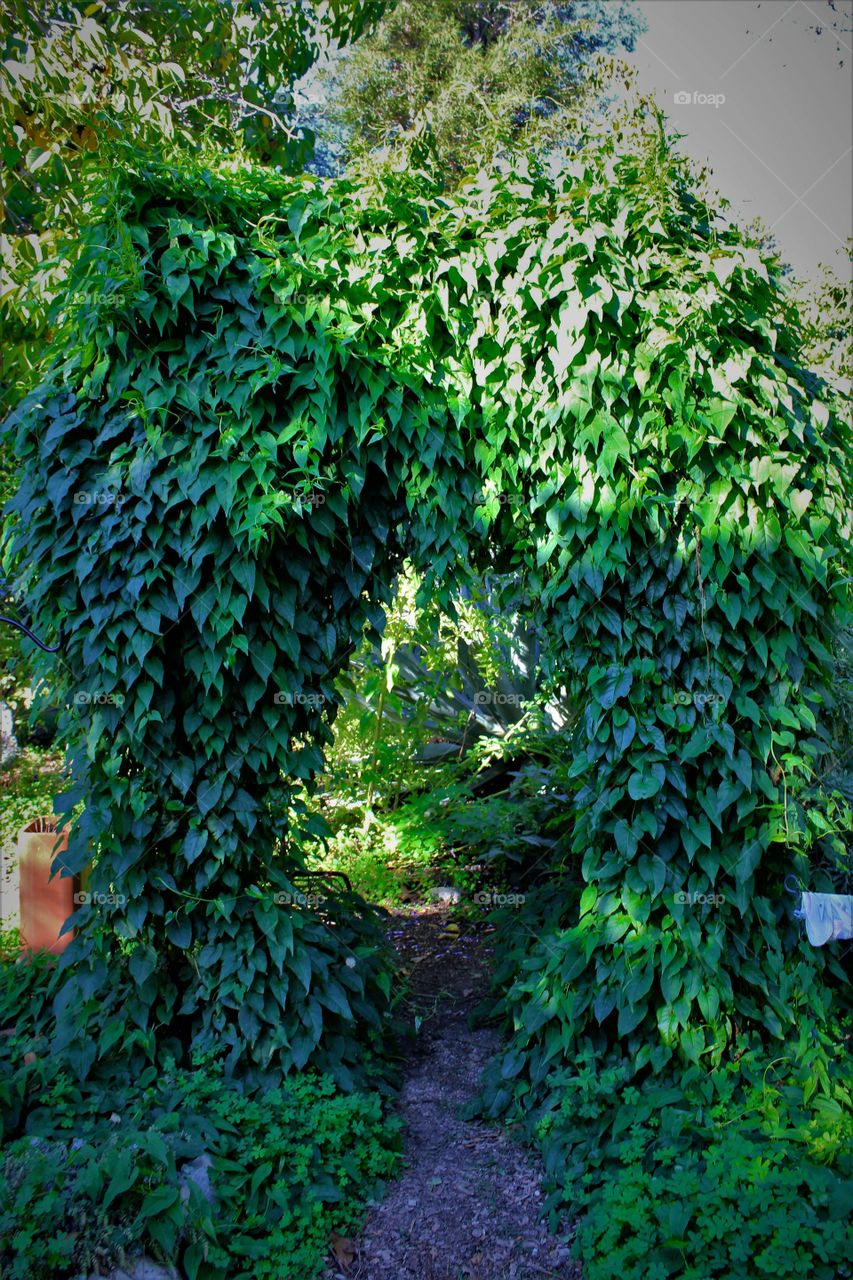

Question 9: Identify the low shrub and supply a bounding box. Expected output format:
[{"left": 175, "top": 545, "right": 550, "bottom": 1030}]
[
  {"left": 0, "top": 1125, "right": 198, "bottom": 1280},
  {"left": 0, "top": 953, "right": 59, "bottom": 1139},
  {"left": 524, "top": 1041, "right": 853, "bottom": 1280},
  {"left": 311, "top": 752, "right": 571, "bottom": 909},
  {"left": 0, "top": 1053, "right": 402, "bottom": 1280},
  {"left": 574, "top": 1124, "right": 852, "bottom": 1280},
  {"left": 315, "top": 813, "right": 440, "bottom": 904}
]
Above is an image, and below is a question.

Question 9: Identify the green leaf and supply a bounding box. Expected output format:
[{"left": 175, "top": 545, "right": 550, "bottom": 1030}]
[
  {"left": 103, "top": 1151, "right": 138, "bottom": 1209},
  {"left": 183, "top": 828, "right": 208, "bottom": 865},
  {"left": 318, "top": 979, "right": 352, "bottom": 1020},
  {"left": 613, "top": 714, "right": 636, "bottom": 752},
  {"left": 628, "top": 772, "right": 662, "bottom": 801},
  {"left": 596, "top": 665, "right": 633, "bottom": 710},
  {"left": 579, "top": 885, "right": 597, "bottom": 917},
  {"left": 288, "top": 947, "right": 312, "bottom": 993},
  {"left": 681, "top": 1025, "right": 704, "bottom": 1064},
  {"left": 288, "top": 199, "right": 309, "bottom": 241},
  {"left": 164, "top": 273, "right": 190, "bottom": 304},
  {"left": 166, "top": 917, "right": 192, "bottom": 948},
  {"left": 597, "top": 424, "right": 630, "bottom": 480},
  {"left": 129, "top": 945, "right": 157, "bottom": 986},
  {"left": 704, "top": 398, "right": 737, "bottom": 431},
  {"left": 138, "top": 1185, "right": 181, "bottom": 1218},
  {"left": 618, "top": 1002, "right": 647, "bottom": 1035}
]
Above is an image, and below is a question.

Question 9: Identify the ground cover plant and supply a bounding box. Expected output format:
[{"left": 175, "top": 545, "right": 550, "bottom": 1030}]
[
  {"left": 0, "top": 85, "right": 850, "bottom": 1280},
  {"left": 0, "top": 992, "right": 401, "bottom": 1280}
]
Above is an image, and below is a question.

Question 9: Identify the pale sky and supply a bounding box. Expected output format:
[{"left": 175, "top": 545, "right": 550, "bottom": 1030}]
[{"left": 625, "top": 0, "right": 852, "bottom": 283}]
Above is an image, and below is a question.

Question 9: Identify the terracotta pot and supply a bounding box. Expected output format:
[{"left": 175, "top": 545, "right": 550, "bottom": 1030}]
[{"left": 18, "top": 817, "right": 76, "bottom": 956}]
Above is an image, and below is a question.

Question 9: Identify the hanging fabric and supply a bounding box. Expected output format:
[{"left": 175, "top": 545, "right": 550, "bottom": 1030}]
[{"left": 795, "top": 893, "right": 853, "bottom": 946}]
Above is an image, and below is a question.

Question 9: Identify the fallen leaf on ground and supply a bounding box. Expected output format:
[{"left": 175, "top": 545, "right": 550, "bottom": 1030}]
[{"left": 330, "top": 1233, "right": 356, "bottom": 1269}]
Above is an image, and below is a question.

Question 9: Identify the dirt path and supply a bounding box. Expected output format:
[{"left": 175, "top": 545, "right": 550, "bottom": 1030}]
[{"left": 325, "top": 909, "right": 579, "bottom": 1280}]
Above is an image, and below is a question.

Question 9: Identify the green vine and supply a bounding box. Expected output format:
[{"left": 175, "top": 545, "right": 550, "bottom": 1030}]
[{"left": 2, "top": 118, "right": 850, "bottom": 1096}]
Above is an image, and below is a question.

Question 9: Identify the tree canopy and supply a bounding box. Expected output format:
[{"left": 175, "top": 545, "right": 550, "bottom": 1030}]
[{"left": 305, "top": 0, "right": 645, "bottom": 179}]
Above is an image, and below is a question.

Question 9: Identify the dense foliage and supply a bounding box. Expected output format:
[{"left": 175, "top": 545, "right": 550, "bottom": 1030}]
[
  {"left": 574, "top": 1110, "right": 850, "bottom": 1280},
  {"left": 0, "top": 0, "right": 386, "bottom": 404},
  {"left": 2, "top": 105, "right": 851, "bottom": 1277},
  {"left": 3, "top": 110, "right": 845, "bottom": 1080},
  {"left": 0, "top": 965, "right": 399, "bottom": 1280}
]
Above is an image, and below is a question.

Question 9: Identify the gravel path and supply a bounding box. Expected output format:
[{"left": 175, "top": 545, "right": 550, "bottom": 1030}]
[{"left": 324, "top": 911, "right": 580, "bottom": 1280}]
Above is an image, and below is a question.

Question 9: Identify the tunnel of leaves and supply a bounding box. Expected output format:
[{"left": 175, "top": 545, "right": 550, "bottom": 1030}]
[{"left": 5, "top": 131, "right": 850, "bottom": 1102}]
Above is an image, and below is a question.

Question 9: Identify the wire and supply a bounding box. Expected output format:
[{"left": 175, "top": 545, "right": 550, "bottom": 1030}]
[{"left": 0, "top": 615, "right": 64, "bottom": 654}]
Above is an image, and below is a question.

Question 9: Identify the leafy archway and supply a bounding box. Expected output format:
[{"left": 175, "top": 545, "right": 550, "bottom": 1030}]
[{"left": 4, "top": 124, "right": 849, "bottom": 1094}]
